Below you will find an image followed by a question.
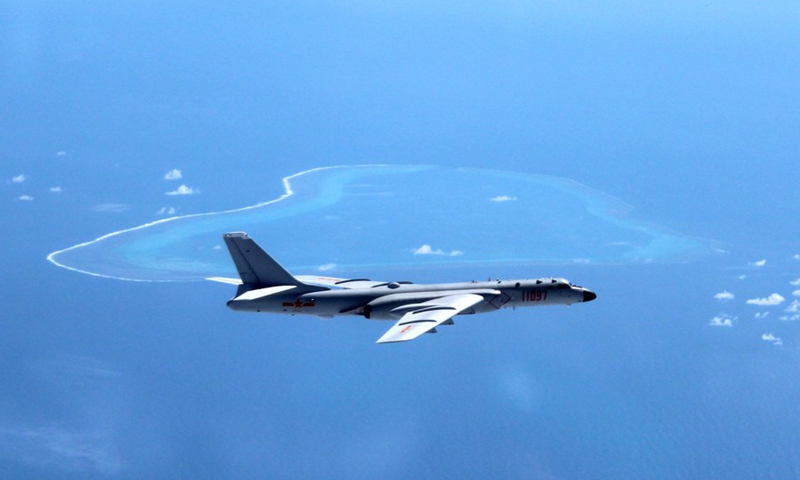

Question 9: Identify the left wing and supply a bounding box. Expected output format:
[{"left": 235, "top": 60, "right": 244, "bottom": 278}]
[{"left": 376, "top": 293, "right": 485, "bottom": 344}]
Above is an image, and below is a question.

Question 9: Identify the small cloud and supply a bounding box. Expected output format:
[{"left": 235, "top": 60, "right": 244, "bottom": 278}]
[
  {"left": 489, "top": 195, "right": 517, "bottom": 202},
  {"left": 17, "top": 195, "right": 34, "bottom": 201},
  {"left": 165, "top": 185, "right": 196, "bottom": 196},
  {"left": 794, "top": 254, "right": 800, "bottom": 260},
  {"left": 11, "top": 174, "right": 27, "bottom": 183},
  {"left": 50, "top": 186, "right": 62, "bottom": 193},
  {"left": 413, "top": 245, "right": 439, "bottom": 255},
  {"left": 746, "top": 293, "right": 785, "bottom": 306},
  {"left": 0, "top": 424, "right": 122, "bottom": 475},
  {"left": 793, "top": 290, "right": 800, "bottom": 297},
  {"left": 761, "top": 333, "right": 783, "bottom": 346},
  {"left": 755, "top": 312, "right": 770, "bottom": 319},
  {"left": 751, "top": 259, "right": 767, "bottom": 267},
  {"left": 412, "top": 244, "right": 463, "bottom": 256},
  {"left": 318, "top": 263, "right": 336, "bottom": 272},
  {"left": 92, "top": 203, "right": 129, "bottom": 213},
  {"left": 605, "top": 241, "right": 632, "bottom": 247},
  {"left": 56, "top": 151, "right": 67, "bottom": 156},
  {"left": 212, "top": 245, "right": 222, "bottom": 250},
  {"left": 790, "top": 278, "right": 800, "bottom": 286},
  {"left": 738, "top": 275, "right": 748, "bottom": 280},
  {"left": 714, "top": 291, "right": 734, "bottom": 302},
  {"left": 157, "top": 207, "right": 176, "bottom": 215},
  {"left": 709, "top": 314, "right": 734, "bottom": 327},
  {"left": 779, "top": 314, "right": 800, "bottom": 322},
  {"left": 786, "top": 300, "right": 800, "bottom": 314},
  {"left": 164, "top": 168, "right": 182, "bottom": 180}
]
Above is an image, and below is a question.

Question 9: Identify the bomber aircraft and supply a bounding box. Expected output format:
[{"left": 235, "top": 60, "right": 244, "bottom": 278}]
[{"left": 209, "top": 232, "right": 596, "bottom": 343}]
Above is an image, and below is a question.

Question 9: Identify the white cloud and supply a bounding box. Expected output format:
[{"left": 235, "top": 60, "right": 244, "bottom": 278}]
[
  {"left": 164, "top": 168, "right": 182, "bottom": 180},
  {"left": 489, "top": 195, "right": 517, "bottom": 202},
  {"left": 793, "top": 290, "right": 800, "bottom": 297},
  {"left": 318, "top": 263, "right": 336, "bottom": 272},
  {"left": 56, "top": 151, "right": 67, "bottom": 156},
  {"left": 738, "top": 275, "right": 747, "bottom": 280},
  {"left": 212, "top": 245, "right": 222, "bottom": 250},
  {"left": 92, "top": 203, "right": 129, "bottom": 213},
  {"left": 761, "top": 333, "right": 782, "bottom": 346},
  {"left": 0, "top": 425, "right": 121, "bottom": 475},
  {"left": 412, "top": 244, "right": 463, "bottom": 256},
  {"left": 751, "top": 259, "right": 767, "bottom": 267},
  {"left": 50, "top": 186, "right": 62, "bottom": 193},
  {"left": 746, "top": 293, "right": 785, "bottom": 306},
  {"left": 413, "top": 245, "right": 437, "bottom": 255},
  {"left": 165, "top": 184, "right": 196, "bottom": 196},
  {"left": 605, "top": 241, "right": 632, "bottom": 247},
  {"left": 779, "top": 314, "right": 800, "bottom": 322},
  {"left": 794, "top": 254, "right": 800, "bottom": 260},
  {"left": 714, "top": 291, "right": 734, "bottom": 302},
  {"left": 709, "top": 314, "right": 734, "bottom": 327},
  {"left": 786, "top": 300, "right": 800, "bottom": 314},
  {"left": 12, "top": 174, "right": 27, "bottom": 183},
  {"left": 754, "top": 312, "right": 770, "bottom": 319},
  {"left": 790, "top": 278, "right": 800, "bottom": 286},
  {"left": 157, "top": 207, "right": 176, "bottom": 215},
  {"left": 17, "top": 195, "right": 34, "bottom": 201}
]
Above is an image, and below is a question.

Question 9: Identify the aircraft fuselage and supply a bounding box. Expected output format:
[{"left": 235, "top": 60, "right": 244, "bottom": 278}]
[
  {"left": 227, "top": 277, "right": 595, "bottom": 320},
  {"left": 216, "top": 232, "right": 596, "bottom": 343}
]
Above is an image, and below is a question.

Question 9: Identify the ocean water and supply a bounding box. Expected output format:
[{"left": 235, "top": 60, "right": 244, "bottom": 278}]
[
  {"left": 3, "top": 1, "right": 800, "bottom": 478},
  {"left": 16, "top": 166, "right": 799, "bottom": 480}
]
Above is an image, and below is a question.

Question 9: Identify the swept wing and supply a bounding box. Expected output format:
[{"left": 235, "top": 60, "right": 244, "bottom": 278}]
[
  {"left": 296, "top": 275, "right": 414, "bottom": 290},
  {"left": 376, "top": 293, "right": 485, "bottom": 344}
]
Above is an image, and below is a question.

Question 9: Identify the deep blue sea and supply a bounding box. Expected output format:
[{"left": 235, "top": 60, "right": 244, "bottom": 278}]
[{"left": 3, "top": 2, "right": 800, "bottom": 479}]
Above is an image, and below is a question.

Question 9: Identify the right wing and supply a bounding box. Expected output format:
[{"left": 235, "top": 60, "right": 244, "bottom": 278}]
[{"left": 376, "top": 293, "right": 485, "bottom": 344}]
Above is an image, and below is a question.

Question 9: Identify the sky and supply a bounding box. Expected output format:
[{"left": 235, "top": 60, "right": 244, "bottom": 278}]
[{"left": 2, "top": 1, "right": 800, "bottom": 478}]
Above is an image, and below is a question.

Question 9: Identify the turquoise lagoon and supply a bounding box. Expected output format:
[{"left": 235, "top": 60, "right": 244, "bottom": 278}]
[{"left": 48, "top": 165, "right": 714, "bottom": 281}]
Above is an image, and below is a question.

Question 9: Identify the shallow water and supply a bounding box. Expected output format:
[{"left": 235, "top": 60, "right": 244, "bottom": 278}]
[{"left": 48, "top": 165, "right": 715, "bottom": 281}]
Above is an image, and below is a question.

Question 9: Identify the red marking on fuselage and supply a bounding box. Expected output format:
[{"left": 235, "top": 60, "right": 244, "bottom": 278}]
[{"left": 285, "top": 299, "right": 316, "bottom": 309}]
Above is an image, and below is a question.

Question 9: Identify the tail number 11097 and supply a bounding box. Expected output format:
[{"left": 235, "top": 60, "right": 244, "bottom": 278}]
[{"left": 522, "top": 290, "right": 547, "bottom": 302}]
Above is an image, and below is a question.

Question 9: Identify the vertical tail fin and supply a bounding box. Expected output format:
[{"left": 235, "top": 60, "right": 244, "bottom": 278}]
[{"left": 222, "top": 232, "right": 320, "bottom": 290}]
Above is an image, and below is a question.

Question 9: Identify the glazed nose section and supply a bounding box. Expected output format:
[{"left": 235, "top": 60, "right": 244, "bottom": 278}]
[{"left": 582, "top": 289, "right": 597, "bottom": 302}]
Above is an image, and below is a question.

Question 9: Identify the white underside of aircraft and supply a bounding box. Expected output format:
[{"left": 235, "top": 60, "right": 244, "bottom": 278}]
[{"left": 209, "top": 232, "right": 596, "bottom": 343}]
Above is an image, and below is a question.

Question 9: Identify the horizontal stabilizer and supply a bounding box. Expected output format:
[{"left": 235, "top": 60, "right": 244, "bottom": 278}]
[
  {"left": 234, "top": 285, "right": 297, "bottom": 301},
  {"left": 206, "top": 277, "right": 243, "bottom": 285}
]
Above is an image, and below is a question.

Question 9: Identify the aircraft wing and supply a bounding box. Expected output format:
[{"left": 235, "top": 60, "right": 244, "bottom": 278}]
[
  {"left": 376, "top": 293, "right": 485, "bottom": 344},
  {"left": 296, "top": 275, "right": 410, "bottom": 289}
]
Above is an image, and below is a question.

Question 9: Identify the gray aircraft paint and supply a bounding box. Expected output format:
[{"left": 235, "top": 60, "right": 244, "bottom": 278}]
[{"left": 217, "top": 232, "right": 596, "bottom": 343}]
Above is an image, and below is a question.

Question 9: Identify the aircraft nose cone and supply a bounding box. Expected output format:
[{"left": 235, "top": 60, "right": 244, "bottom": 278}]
[{"left": 583, "top": 289, "right": 597, "bottom": 302}]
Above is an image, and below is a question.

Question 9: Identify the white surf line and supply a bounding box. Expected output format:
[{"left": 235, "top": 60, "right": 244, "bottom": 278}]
[{"left": 46, "top": 165, "right": 391, "bottom": 282}]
